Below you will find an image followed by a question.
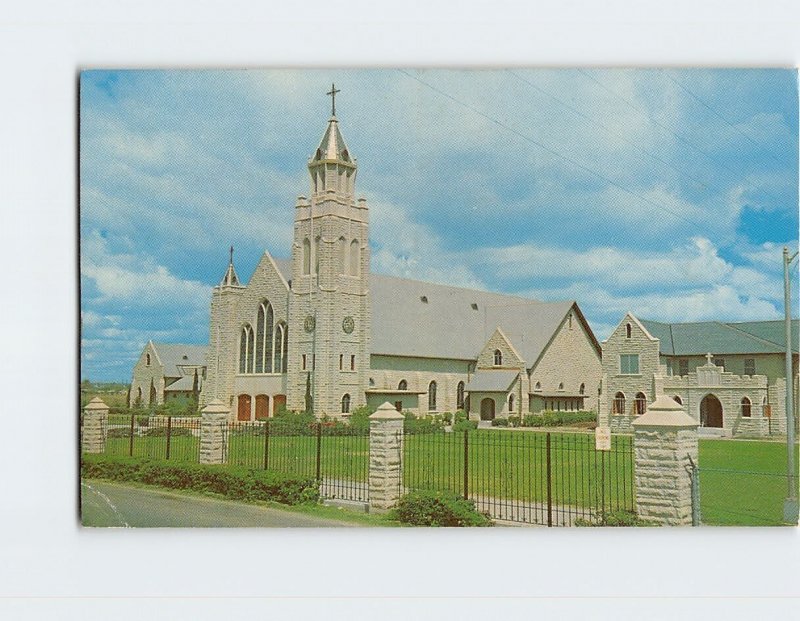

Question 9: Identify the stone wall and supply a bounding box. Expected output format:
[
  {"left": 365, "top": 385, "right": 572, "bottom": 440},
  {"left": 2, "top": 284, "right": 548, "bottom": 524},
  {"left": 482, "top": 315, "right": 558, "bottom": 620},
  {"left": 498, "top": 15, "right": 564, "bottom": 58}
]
[
  {"left": 476, "top": 328, "right": 524, "bottom": 369},
  {"left": 129, "top": 341, "right": 165, "bottom": 407}
]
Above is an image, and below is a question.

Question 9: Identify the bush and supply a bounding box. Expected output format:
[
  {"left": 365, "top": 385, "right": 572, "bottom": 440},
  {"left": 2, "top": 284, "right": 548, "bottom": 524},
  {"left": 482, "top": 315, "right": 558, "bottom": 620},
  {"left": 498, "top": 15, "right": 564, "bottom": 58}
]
[
  {"left": 142, "top": 426, "right": 193, "bottom": 437},
  {"left": 575, "top": 510, "right": 657, "bottom": 527},
  {"left": 442, "top": 412, "right": 453, "bottom": 425},
  {"left": 81, "top": 454, "right": 319, "bottom": 505},
  {"left": 507, "top": 415, "right": 521, "bottom": 428},
  {"left": 453, "top": 420, "right": 478, "bottom": 432},
  {"left": 348, "top": 405, "right": 373, "bottom": 433},
  {"left": 453, "top": 410, "right": 468, "bottom": 424},
  {"left": 491, "top": 418, "right": 509, "bottom": 427},
  {"left": 271, "top": 410, "right": 318, "bottom": 436},
  {"left": 403, "top": 412, "right": 446, "bottom": 434},
  {"left": 392, "top": 491, "right": 492, "bottom": 527},
  {"left": 522, "top": 411, "right": 596, "bottom": 428}
]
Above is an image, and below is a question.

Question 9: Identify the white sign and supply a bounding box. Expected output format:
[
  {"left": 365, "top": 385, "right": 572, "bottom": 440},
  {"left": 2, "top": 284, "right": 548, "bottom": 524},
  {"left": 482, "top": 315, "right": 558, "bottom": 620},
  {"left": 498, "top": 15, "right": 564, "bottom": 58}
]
[{"left": 595, "top": 426, "right": 611, "bottom": 451}]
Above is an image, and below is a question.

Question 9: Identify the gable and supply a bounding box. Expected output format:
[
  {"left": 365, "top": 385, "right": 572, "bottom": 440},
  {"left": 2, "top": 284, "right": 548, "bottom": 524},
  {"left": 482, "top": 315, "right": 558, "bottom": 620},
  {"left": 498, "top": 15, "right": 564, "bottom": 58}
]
[{"left": 476, "top": 328, "right": 524, "bottom": 368}]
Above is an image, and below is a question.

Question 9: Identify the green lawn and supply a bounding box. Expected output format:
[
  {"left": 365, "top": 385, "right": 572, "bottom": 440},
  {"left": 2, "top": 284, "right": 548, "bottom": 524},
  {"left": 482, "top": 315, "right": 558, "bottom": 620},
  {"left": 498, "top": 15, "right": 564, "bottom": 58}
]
[
  {"left": 100, "top": 428, "right": 798, "bottom": 526},
  {"left": 698, "top": 439, "right": 798, "bottom": 526}
]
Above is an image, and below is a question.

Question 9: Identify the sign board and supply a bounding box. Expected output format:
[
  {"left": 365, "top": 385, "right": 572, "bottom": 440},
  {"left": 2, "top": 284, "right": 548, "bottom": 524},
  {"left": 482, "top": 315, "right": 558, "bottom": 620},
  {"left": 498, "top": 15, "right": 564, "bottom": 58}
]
[{"left": 595, "top": 426, "right": 611, "bottom": 451}]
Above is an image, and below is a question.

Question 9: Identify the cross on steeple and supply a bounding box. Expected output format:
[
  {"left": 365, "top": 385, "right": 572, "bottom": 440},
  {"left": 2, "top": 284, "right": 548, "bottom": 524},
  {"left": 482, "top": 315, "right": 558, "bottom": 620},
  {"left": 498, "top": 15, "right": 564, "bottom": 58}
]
[
  {"left": 706, "top": 352, "right": 714, "bottom": 365},
  {"left": 326, "top": 83, "right": 340, "bottom": 117},
  {"left": 229, "top": 245, "right": 234, "bottom": 265}
]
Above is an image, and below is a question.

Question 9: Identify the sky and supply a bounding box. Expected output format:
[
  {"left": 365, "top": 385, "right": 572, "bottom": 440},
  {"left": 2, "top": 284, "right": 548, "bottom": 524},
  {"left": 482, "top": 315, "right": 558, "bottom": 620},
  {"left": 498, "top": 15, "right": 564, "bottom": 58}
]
[{"left": 79, "top": 69, "right": 799, "bottom": 382}]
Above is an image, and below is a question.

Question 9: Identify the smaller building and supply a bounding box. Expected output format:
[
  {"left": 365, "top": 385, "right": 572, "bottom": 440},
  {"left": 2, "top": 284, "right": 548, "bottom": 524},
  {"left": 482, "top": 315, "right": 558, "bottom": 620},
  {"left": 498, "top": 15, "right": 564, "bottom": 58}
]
[
  {"left": 600, "top": 314, "right": 798, "bottom": 437},
  {"left": 129, "top": 341, "right": 208, "bottom": 407}
]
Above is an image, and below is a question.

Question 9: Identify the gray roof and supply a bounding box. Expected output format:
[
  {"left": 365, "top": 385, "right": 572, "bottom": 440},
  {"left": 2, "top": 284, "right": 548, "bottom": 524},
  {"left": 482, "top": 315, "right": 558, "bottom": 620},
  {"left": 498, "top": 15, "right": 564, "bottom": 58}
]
[
  {"left": 640, "top": 319, "right": 799, "bottom": 356},
  {"left": 271, "top": 259, "right": 584, "bottom": 364},
  {"left": 165, "top": 375, "right": 202, "bottom": 392},
  {"left": 151, "top": 343, "right": 208, "bottom": 377},
  {"left": 465, "top": 370, "right": 519, "bottom": 392},
  {"left": 311, "top": 117, "right": 352, "bottom": 163}
]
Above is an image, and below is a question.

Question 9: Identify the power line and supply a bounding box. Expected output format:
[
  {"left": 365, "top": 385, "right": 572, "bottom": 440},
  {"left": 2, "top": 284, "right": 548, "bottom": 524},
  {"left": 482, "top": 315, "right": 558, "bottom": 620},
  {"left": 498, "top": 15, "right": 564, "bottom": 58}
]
[
  {"left": 577, "top": 68, "right": 790, "bottom": 205},
  {"left": 662, "top": 70, "right": 787, "bottom": 169},
  {"left": 396, "top": 68, "right": 708, "bottom": 234}
]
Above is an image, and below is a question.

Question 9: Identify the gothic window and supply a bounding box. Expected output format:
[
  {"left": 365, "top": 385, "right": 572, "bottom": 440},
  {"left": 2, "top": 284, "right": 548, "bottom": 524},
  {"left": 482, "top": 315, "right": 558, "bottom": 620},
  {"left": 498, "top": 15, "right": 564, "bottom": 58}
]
[
  {"left": 149, "top": 379, "right": 156, "bottom": 405},
  {"left": 741, "top": 397, "right": 752, "bottom": 418},
  {"left": 255, "top": 305, "right": 265, "bottom": 373},
  {"left": 579, "top": 383, "right": 585, "bottom": 395},
  {"left": 457, "top": 381, "right": 465, "bottom": 410},
  {"left": 744, "top": 358, "right": 756, "bottom": 376},
  {"left": 338, "top": 236, "right": 347, "bottom": 275},
  {"left": 341, "top": 394, "right": 351, "bottom": 414},
  {"left": 428, "top": 381, "right": 437, "bottom": 412},
  {"left": 568, "top": 313, "right": 573, "bottom": 329},
  {"left": 493, "top": 349, "right": 502, "bottom": 366},
  {"left": 398, "top": 379, "right": 408, "bottom": 391},
  {"left": 350, "top": 355, "right": 356, "bottom": 371},
  {"left": 534, "top": 381, "right": 541, "bottom": 391},
  {"left": 349, "top": 239, "right": 360, "bottom": 276},
  {"left": 339, "top": 354, "right": 343, "bottom": 370},
  {"left": 612, "top": 392, "right": 626, "bottom": 415},
  {"left": 620, "top": 354, "right": 639, "bottom": 374},
  {"left": 625, "top": 323, "right": 632, "bottom": 338},
  {"left": 302, "top": 354, "right": 307, "bottom": 371},
  {"left": 508, "top": 394, "right": 515, "bottom": 412},
  {"left": 273, "top": 323, "right": 287, "bottom": 374},
  {"left": 634, "top": 392, "right": 647, "bottom": 415},
  {"left": 255, "top": 301, "right": 274, "bottom": 373},
  {"left": 145, "top": 353, "right": 151, "bottom": 367},
  {"left": 314, "top": 236, "right": 321, "bottom": 275},
  {"left": 302, "top": 238, "right": 311, "bottom": 275},
  {"left": 558, "top": 382, "right": 564, "bottom": 391},
  {"left": 239, "top": 324, "right": 253, "bottom": 374},
  {"left": 281, "top": 325, "right": 288, "bottom": 372}
]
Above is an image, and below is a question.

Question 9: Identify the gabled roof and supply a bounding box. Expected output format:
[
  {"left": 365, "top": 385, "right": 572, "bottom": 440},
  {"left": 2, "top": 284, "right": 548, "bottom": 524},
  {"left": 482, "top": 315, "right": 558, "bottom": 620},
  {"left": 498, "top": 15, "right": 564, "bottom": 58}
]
[
  {"left": 165, "top": 375, "right": 203, "bottom": 392},
  {"left": 271, "top": 259, "right": 581, "bottom": 363},
  {"left": 151, "top": 343, "right": 208, "bottom": 377},
  {"left": 639, "top": 319, "right": 799, "bottom": 356},
  {"left": 466, "top": 370, "right": 519, "bottom": 392}
]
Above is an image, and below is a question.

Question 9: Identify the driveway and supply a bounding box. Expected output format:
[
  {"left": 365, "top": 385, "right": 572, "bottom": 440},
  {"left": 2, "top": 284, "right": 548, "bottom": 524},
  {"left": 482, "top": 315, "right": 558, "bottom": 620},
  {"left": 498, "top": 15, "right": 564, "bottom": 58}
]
[{"left": 81, "top": 480, "right": 357, "bottom": 528}]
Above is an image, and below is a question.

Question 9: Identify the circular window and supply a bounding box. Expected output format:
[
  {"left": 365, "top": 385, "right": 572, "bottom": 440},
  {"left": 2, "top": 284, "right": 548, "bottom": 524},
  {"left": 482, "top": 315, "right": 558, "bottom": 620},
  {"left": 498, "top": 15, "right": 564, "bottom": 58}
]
[
  {"left": 342, "top": 316, "right": 355, "bottom": 334},
  {"left": 303, "top": 315, "right": 316, "bottom": 333}
]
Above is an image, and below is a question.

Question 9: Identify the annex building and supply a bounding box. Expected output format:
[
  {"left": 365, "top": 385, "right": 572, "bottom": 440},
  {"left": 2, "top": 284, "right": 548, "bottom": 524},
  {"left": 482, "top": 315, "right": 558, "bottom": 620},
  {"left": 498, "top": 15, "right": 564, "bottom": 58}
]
[
  {"left": 194, "top": 102, "right": 603, "bottom": 421},
  {"left": 600, "top": 313, "right": 799, "bottom": 437}
]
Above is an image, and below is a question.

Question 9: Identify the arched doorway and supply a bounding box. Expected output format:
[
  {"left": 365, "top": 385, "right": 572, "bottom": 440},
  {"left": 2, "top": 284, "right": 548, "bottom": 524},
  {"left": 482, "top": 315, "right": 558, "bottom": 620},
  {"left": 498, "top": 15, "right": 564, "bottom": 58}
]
[
  {"left": 237, "top": 394, "right": 252, "bottom": 421},
  {"left": 480, "top": 398, "right": 495, "bottom": 421},
  {"left": 255, "top": 394, "right": 270, "bottom": 420},
  {"left": 700, "top": 394, "right": 723, "bottom": 428}
]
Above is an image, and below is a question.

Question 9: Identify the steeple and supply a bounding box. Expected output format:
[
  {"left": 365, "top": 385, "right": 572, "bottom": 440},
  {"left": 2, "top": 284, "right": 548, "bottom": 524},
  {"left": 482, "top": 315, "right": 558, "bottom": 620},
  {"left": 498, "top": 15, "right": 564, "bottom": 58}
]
[
  {"left": 308, "top": 84, "right": 357, "bottom": 199},
  {"left": 219, "top": 245, "right": 241, "bottom": 287}
]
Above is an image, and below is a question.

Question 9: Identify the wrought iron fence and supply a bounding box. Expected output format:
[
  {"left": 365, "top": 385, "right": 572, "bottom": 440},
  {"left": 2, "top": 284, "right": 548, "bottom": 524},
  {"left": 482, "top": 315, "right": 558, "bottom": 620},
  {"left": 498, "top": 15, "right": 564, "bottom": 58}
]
[
  {"left": 102, "top": 414, "right": 202, "bottom": 462},
  {"left": 403, "top": 428, "right": 635, "bottom": 526}
]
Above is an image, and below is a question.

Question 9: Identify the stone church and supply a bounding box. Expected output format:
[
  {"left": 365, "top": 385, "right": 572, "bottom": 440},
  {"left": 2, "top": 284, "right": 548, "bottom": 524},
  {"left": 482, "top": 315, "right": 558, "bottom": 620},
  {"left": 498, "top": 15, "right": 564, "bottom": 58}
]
[{"left": 197, "top": 99, "right": 603, "bottom": 421}]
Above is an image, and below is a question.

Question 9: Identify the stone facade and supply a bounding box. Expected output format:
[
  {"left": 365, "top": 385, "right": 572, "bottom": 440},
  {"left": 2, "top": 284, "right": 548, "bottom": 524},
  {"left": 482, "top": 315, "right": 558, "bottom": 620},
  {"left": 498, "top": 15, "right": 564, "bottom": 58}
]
[
  {"left": 368, "top": 402, "right": 404, "bottom": 512},
  {"left": 632, "top": 396, "right": 699, "bottom": 526},
  {"left": 129, "top": 341, "right": 165, "bottom": 406},
  {"left": 130, "top": 341, "right": 207, "bottom": 408},
  {"left": 81, "top": 397, "right": 109, "bottom": 454},
  {"left": 199, "top": 400, "right": 230, "bottom": 464}
]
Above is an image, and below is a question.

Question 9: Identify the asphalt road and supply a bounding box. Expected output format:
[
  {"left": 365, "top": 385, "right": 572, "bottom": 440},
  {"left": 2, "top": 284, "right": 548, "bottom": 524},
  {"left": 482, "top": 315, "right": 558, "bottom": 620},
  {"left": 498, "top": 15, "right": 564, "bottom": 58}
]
[{"left": 81, "top": 480, "right": 357, "bottom": 528}]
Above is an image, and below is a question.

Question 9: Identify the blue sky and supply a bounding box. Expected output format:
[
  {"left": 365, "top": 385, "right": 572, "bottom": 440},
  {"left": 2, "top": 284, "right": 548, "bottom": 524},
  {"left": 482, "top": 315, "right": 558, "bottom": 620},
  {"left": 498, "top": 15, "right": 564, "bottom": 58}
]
[{"left": 80, "top": 69, "right": 798, "bottom": 382}]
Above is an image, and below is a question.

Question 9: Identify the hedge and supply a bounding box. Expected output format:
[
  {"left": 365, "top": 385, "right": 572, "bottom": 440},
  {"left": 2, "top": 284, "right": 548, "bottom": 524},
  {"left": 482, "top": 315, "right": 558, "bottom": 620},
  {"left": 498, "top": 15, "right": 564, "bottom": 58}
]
[
  {"left": 81, "top": 454, "right": 319, "bottom": 505},
  {"left": 392, "top": 491, "right": 492, "bottom": 527},
  {"left": 575, "top": 510, "right": 657, "bottom": 527}
]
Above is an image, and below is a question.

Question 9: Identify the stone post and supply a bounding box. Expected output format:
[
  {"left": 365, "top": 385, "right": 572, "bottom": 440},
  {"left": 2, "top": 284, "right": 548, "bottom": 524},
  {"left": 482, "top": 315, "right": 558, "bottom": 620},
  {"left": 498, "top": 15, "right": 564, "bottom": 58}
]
[
  {"left": 200, "top": 399, "right": 230, "bottom": 465},
  {"left": 369, "top": 402, "right": 405, "bottom": 513},
  {"left": 632, "top": 395, "right": 699, "bottom": 525},
  {"left": 81, "top": 397, "right": 109, "bottom": 454}
]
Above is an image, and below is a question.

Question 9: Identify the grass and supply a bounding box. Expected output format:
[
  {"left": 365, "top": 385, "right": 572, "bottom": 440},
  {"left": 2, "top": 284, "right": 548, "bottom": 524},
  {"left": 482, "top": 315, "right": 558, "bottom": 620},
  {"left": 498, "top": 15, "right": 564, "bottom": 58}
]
[
  {"left": 698, "top": 439, "right": 798, "bottom": 526},
  {"left": 97, "top": 427, "right": 799, "bottom": 526}
]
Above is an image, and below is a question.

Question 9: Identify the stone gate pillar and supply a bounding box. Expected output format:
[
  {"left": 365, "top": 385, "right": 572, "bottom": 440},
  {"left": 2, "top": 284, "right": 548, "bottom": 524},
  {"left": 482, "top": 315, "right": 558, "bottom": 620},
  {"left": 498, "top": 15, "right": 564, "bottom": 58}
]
[
  {"left": 632, "top": 395, "right": 699, "bottom": 525},
  {"left": 82, "top": 397, "right": 109, "bottom": 454},
  {"left": 369, "top": 402, "right": 404, "bottom": 513},
  {"left": 200, "top": 399, "right": 230, "bottom": 465}
]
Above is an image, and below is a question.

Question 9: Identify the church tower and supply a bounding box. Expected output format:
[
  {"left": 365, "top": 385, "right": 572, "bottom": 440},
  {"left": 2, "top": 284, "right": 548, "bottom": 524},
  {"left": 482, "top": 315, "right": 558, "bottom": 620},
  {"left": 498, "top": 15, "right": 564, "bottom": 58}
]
[{"left": 286, "top": 85, "right": 371, "bottom": 417}]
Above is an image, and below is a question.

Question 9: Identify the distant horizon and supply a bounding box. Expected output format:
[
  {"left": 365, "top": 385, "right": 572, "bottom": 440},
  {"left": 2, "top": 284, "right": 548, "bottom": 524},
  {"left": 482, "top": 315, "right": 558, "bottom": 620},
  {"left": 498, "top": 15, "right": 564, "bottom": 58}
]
[{"left": 80, "top": 69, "right": 799, "bottom": 382}]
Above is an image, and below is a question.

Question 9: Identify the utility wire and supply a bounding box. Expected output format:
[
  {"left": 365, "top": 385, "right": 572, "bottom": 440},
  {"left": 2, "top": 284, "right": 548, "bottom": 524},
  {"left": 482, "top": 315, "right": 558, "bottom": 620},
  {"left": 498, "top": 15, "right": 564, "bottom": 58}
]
[
  {"left": 577, "top": 68, "right": 790, "bottom": 205},
  {"left": 397, "top": 68, "right": 708, "bottom": 234}
]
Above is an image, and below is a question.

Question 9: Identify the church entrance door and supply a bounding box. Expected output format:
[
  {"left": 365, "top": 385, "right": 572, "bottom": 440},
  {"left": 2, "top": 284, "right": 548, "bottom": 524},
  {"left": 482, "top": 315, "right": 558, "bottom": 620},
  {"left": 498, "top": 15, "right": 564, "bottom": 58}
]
[
  {"left": 237, "top": 394, "right": 252, "bottom": 421},
  {"left": 480, "top": 398, "right": 495, "bottom": 421},
  {"left": 255, "top": 395, "right": 269, "bottom": 420},
  {"left": 700, "top": 394, "right": 723, "bottom": 428}
]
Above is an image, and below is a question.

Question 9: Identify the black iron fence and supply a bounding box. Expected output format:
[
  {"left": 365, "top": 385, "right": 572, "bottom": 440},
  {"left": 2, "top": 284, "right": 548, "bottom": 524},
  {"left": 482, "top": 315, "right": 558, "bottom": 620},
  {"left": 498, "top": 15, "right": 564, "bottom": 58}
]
[
  {"left": 86, "top": 415, "right": 369, "bottom": 504},
  {"left": 403, "top": 429, "right": 635, "bottom": 526}
]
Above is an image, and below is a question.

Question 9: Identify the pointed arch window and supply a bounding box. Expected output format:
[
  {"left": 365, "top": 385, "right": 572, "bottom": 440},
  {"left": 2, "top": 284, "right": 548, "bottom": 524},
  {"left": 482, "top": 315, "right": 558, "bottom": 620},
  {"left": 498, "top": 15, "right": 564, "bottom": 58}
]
[
  {"left": 579, "top": 383, "right": 585, "bottom": 395},
  {"left": 457, "top": 381, "right": 465, "bottom": 410},
  {"left": 145, "top": 353, "right": 151, "bottom": 367},
  {"left": 741, "top": 397, "right": 752, "bottom": 418},
  {"left": 398, "top": 379, "right": 408, "bottom": 391},
  {"left": 338, "top": 236, "right": 347, "bottom": 275},
  {"left": 255, "top": 301, "right": 274, "bottom": 373},
  {"left": 239, "top": 324, "right": 254, "bottom": 374},
  {"left": 428, "top": 381, "right": 437, "bottom": 412},
  {"left": 493, "top": 349, "right": 502, "bottom": 366},
  {"left": 534, "top": 381, "right": 541, "bottom": 392},
  {"left": 508, "top": 394, "right": 515, "bottom": 412},
  {"left": 274, "top": 322, "right": 287, "bottom": 374},
  {"left": 314, "top": 236, "right": 321, "bottom": 275},
  {"left": 634, "top": 392, "right": 647, "bottom": 415},
  {"left": 302, "top": 238, "right": 311, "bottom": 275},
  {"left": 341, "top": 393, "right": 351, "bottom": 414},
  {"left": 349, "top": 239, "right": 360, "bottom": 276},
  {"left": 626, "top": 323, "right": 632, "bottom": 339},
  {"left": 612, "top": 392, "right": 626, "bottom": 415}
]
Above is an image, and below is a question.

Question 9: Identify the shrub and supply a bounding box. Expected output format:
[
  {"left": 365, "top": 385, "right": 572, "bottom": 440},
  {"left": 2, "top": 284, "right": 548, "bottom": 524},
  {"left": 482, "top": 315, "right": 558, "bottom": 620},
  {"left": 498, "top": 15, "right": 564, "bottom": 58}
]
[
  {"left": 575, "top": 510, "right": 657, "bottom": 527},
  {"left": 453, "top": 420, "right": 478, "bottom": 432},
  {"left": 453, "top": 410, "right": 468, "bottom": 424},
  {"left": 521, "top": 411, "right": 596, "bottom": 428},
  {"left": 142, "top": 426, "right": 193, "bottom": 437},
  {"left": 507, "top": 415, "right": 521, "bottom": 428},
  {"left": 403, "top": 412, "right": 446, "bottom": 434},
  {"left": 491, "top": 418, "right": 509, "bottom": 427},
  {"left": 81, "top": 454, "right": 319, "bottom": 505},
  {"left": 442, "top": 412, "right": 453, "bottom": 425},
  {"left": 271, "top": 410, "right": 318, "bottom": 436},
  {"left": 392, "top": 491, "right": 492, "bottom": 527}
]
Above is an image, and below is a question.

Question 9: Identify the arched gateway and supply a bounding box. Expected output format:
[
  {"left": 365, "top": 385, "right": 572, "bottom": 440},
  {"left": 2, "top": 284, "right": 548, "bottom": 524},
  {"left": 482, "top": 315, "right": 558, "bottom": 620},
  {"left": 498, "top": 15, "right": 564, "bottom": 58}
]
[
  {"left": 480, "top": 398, "right": 495, "bottom": 421},
  {"left": 700, "top": 394, "right": 723, "bottom": 428}
]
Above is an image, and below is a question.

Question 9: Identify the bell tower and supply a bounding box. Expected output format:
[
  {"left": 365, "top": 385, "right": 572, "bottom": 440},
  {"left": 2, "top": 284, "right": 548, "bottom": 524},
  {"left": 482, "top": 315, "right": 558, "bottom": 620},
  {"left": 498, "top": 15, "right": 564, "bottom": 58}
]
[{"left": 286, "top": 85, "right": 371, "bottom": 417}]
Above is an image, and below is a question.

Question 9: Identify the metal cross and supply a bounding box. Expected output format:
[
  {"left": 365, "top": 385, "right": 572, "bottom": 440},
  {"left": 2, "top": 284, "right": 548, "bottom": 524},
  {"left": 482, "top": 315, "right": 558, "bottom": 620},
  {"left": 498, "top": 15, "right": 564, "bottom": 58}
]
[
  {"left": 229, "top": 245, "right": 234, "bottom": 265},
  {"left": 326, "top": 83, "right": 340, "bottom": 116}
]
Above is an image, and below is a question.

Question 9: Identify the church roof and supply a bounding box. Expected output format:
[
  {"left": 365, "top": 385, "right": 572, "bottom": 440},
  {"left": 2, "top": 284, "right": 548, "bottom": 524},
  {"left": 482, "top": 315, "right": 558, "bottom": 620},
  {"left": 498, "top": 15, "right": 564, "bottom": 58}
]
[
  {"left": 465, "top": 370, "right": 519, "bottom": 392},
  {"left": 165, "top": 375, "right": 203, "bottom": 392},
  {"left": 311, "top": 116, "right": 353, "bottom": 163},
  {"left": 272, "top": 259, "right": 581, "bottom": 365},
  {"left": 639, "top": 319, "right": 799, "bottom": 356},
  {"left": 151, "top": 342, "right": 208, "bottom": 378}
]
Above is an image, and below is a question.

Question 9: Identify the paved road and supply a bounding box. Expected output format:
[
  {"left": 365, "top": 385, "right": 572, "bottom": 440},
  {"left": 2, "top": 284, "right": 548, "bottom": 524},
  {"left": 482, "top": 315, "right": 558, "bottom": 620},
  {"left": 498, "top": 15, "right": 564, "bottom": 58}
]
[{"left": 81, "top": 480, "right": 357, "bottom": 528}]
